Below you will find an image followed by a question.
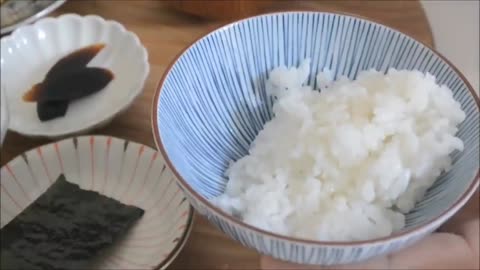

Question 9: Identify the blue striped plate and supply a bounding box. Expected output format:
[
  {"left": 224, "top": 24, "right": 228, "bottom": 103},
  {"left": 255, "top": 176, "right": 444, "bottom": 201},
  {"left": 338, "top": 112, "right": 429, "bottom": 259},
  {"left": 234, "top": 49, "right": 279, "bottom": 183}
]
[{"left": 152, "top": 11, "right": 479, "bottom": 265}]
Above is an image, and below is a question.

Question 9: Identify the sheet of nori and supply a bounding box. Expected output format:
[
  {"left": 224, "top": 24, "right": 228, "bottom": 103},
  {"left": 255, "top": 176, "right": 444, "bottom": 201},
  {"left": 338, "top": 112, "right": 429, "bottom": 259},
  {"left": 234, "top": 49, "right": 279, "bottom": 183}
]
[{"left": 1, "top": 174, "right": 144, "bottom": 270}]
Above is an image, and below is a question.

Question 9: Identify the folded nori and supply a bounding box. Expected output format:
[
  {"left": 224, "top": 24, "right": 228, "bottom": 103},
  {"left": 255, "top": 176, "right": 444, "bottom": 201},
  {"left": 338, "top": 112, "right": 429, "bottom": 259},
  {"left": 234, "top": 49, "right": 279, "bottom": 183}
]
[{"left": 1, "top": 174, "right": 144, "bottom": 270}]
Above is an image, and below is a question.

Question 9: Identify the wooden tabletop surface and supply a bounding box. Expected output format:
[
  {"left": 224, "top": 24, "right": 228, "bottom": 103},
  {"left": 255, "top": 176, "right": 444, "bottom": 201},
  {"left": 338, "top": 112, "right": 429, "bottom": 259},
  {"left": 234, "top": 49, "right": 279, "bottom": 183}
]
[{"left": 0, "top": 1, "right": 433, "bottom": 269}]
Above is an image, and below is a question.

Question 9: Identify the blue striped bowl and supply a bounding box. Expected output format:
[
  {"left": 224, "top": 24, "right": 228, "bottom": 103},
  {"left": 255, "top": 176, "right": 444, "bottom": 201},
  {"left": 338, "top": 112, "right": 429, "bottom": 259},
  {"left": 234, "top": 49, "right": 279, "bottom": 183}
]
[{"left": 152, "top": 12, "right": 480, "bottom": 265}]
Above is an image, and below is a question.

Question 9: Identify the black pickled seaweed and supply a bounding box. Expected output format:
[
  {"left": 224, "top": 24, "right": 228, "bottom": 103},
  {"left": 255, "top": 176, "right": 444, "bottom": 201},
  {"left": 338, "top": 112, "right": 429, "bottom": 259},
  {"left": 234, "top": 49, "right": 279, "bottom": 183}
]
[
  {"left": 22, "top": 44, "right": 106, "bottom": 103},
  {"left": 36, "top": 67, "right": 114, "bottom": 103},
  {"left": 36, "top": 100, "right": 69, "bottom": 122},
  {"left": 33, "top": 67, "right": 113, "bottom": 121},
  {"left": 21, "top": 43, "right": 113, "bottom": 122},
  {"left": 44, "top": 44, "right": 106, "bottom": 81},
  {"left": 1, "top": 175, "right": 144, "bottom": 270}
]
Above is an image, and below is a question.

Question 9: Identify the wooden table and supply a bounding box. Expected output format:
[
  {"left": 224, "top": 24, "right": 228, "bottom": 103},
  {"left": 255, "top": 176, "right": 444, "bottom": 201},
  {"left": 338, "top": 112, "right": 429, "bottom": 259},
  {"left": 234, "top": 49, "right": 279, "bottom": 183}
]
[{"left": 0, "top": 1, "right": 433, "bottom": 269}]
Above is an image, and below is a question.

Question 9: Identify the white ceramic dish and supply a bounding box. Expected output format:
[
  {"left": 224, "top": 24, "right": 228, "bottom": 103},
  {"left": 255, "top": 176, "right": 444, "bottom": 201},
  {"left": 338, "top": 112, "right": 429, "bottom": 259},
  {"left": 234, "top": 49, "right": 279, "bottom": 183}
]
[
  {"left": 0, "top": 0, "right": 66, "bottom": 35},
  {"left": 0, "top": 84, "right": 8, "bottom": 145},
  {"left": 0, "top": 14, "right": 149, "bottom": 138},
  {"left": 0, "top": 135, "right": 194, "bottom": 270}
]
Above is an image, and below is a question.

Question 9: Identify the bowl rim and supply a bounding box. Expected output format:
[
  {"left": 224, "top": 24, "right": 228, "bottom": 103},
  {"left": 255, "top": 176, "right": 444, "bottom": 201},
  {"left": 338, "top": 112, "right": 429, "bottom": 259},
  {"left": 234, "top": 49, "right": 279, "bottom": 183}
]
[
  {"left": 156, "top": 207, "right": 195, "bottom": 270},
  {"left": 0, "top": 0, "right": 66, "bottom": 35},
  {"left": 0, "top": 13, "right": 150, "bottom": 138},
  {"left": 0, "top": 134, "right": 195, "bottom": 269},
  {"left": 151, "top": 10, "right": 480, "bottom": 246}
]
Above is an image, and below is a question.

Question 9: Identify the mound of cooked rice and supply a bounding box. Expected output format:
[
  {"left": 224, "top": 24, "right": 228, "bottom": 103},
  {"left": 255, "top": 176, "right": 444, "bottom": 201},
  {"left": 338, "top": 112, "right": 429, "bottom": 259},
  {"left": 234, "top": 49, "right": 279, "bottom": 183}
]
[{"left": 212, "top": 59, "right": 465, "bottom": 241}]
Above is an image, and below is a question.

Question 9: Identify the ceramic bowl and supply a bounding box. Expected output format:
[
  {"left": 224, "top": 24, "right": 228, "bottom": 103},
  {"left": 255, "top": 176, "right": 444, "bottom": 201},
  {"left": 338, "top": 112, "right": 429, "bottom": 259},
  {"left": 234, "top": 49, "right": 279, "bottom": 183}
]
[
  {"left": 152, "top": 12, "right": 480, "bottom": 265},
  {"left": 0, "top": 0, "right": 66, "bottom": 35},
  {"left": 0, "top": 84, "right": 8, "bottom": 145},
  {"left": 0, "top": 13, "right": 149, "bottom": 138},
  {"left": 0, "top": 135, "right": 193, "bottom": 270}
]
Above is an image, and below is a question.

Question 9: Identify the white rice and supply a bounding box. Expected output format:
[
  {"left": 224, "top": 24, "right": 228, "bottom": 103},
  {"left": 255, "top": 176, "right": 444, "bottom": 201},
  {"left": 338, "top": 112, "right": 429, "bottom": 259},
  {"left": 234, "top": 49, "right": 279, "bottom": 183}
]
[{"left": 212, "top": 59, "right": 466, "bottom": 241}]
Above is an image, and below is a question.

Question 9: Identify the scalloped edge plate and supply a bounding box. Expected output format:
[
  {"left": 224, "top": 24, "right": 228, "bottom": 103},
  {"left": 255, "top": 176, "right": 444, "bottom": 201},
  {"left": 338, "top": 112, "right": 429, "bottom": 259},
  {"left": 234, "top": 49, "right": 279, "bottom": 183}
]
[
  {"left": 1, "top": 14, "right": 149, "bottom": 138},
  {"left": 1, "top": 0, "right": 66, "bottom": 35}
]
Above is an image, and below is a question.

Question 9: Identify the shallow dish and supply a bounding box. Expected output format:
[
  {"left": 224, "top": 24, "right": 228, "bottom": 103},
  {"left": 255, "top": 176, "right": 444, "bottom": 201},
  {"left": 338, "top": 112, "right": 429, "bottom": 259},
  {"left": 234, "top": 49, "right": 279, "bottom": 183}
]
[
  {"left": 0, "top": 0, "right": 66, "bottom": 35},
  {"left": 1, "top": 13, "right": 149, "bottom": 137},
  {"left": 0, "top": 84, "right": 8, "bottom": 145},
  {"left": 0, "top": 135, "right": 193, "bottom": 270},
  {"left": 152, "top": 11, "right": 480, "bottom": 265}
]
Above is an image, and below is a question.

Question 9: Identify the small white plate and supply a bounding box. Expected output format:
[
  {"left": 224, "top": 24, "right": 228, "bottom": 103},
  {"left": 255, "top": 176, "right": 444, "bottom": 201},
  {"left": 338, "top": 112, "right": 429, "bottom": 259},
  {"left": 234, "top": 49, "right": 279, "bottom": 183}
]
[
  {"left": 0, "top": 14, "right": 149, "bottom": 138},
  {"left": 0, "top": 84, "right": 8, "bottom": 145},
  {"left": 0, "top": 135, "right": 193, "bottom": 270},
  {"left": 0, "top": 0, "right": 66, "bottom": 35}
]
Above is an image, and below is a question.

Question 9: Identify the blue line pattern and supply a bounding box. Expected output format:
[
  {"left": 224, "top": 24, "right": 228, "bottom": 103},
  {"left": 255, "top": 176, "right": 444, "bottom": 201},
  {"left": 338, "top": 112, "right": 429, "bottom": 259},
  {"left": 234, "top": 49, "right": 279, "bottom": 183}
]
[{"left": 156, "top": 12, "right": 479, "bottom": 265}]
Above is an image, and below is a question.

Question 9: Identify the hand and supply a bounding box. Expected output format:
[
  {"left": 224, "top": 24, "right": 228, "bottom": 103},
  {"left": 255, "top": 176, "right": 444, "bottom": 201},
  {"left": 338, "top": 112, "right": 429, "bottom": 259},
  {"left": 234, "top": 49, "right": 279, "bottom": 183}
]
[{"left": 261, "top": 190, "right": 479, "bottom": 270}]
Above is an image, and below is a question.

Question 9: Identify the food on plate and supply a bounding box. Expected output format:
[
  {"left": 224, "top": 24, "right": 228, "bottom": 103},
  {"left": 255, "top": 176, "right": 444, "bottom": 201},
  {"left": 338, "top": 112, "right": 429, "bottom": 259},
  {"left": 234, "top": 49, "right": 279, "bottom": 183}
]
[
  {"left": 43, "top": 43, "right": 106, "bottom": 82},
  {"left": 22, "top": 43, "right": 113, "bottom": 122},
  {"left": 23, "top": 43, "right": 106, "bottom": 102},
  {"left": 36, "top": 100, "right": 69, "bottom": 122},
  {"left": 1, "top": 174, "right": 144, "bottom": 270},
  {"left": 212, "top": 59, "right": 466, "bottom": 241},
  {"left": 25, "top": 67, "right": 114, "bottom": 103}
]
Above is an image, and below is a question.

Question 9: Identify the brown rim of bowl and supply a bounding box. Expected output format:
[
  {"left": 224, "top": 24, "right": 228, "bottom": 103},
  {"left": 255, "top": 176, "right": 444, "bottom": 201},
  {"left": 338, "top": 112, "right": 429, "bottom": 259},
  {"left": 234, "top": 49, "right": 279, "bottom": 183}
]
[
  {"left": 151, "top": 10, "right": 480, "bottom": 246},
  {"left": 155, "top": 206, "right": 195, "bottom": 270}
]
